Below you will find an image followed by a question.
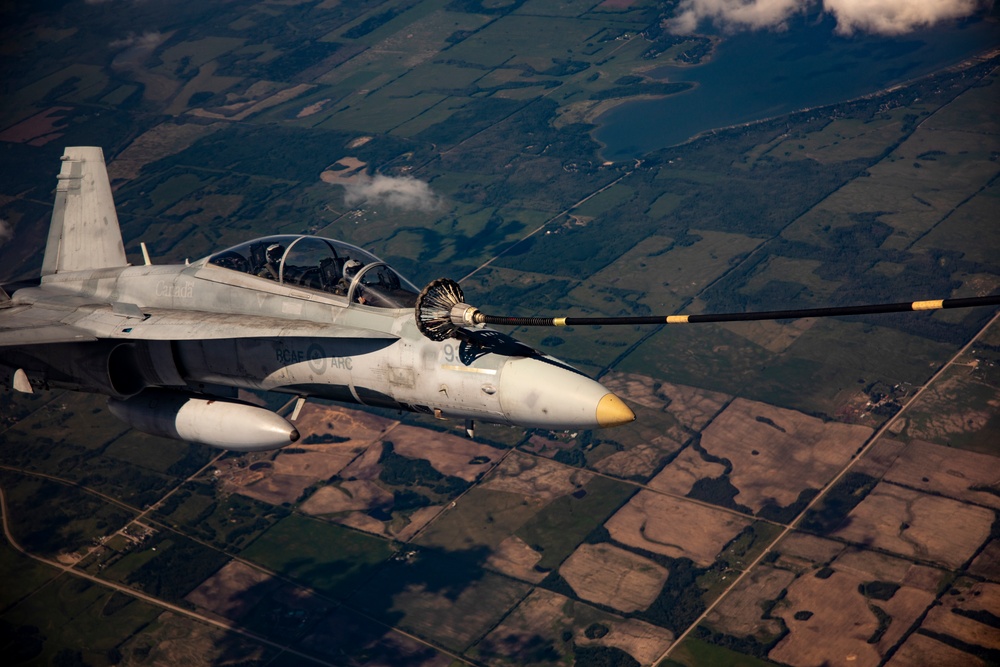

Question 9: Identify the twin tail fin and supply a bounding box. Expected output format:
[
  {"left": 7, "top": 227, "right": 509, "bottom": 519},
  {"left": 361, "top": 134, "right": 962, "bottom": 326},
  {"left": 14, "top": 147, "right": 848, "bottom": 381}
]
[{"left": 41, "top": 146, "right": 127, "bottom": 277}]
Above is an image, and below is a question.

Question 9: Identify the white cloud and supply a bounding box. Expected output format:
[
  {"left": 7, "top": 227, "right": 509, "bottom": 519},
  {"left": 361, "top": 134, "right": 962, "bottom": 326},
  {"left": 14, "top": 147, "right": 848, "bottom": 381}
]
[
  {"left": 667, "top": 0, "right": 806, "bottom": 34},
  {"left": 665, "top": 0, "right": 986, "bottom": 35},
  {"left": 0, "top": 219, "right": 12, "bottom": 245},
  {"left": 108, "top": 31, "right": 164, "bottom": 51},
  {"left": 825, "top": 0, "right": 985, "bottom": 35},
  {"left": 109, "top": 31, "right": 165, "bottom": 70},
  {"left": 341, "top": 174, "right": 440, "bottom": 212}
]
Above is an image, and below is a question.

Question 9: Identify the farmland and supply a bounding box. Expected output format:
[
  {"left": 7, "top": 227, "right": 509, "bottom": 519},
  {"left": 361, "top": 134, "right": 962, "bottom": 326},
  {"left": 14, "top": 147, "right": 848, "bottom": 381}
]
[{"left": 1, "top": 1, "right": 999, "bottom": 665}]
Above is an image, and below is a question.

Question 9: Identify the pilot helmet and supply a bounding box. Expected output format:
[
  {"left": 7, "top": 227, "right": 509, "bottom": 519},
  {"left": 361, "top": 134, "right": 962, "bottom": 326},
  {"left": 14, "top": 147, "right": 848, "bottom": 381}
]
[
  {"left": 266, "top": 243, "right": 284, "bottom": 263},
  {"left": 343, "top": 259, "right": 362, "bottom": 278}
]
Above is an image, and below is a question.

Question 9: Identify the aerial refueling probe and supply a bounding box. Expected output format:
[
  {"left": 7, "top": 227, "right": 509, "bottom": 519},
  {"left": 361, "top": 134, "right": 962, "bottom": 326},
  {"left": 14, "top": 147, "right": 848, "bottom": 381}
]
[{"left": 415, "top": 278, "right": 1000, "bottom": 341}]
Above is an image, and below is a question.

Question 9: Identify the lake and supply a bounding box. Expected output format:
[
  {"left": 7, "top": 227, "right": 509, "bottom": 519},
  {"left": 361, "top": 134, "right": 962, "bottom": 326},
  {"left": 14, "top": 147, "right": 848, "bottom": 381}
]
[{"left": 594, "top": 13, "right": 1000, "bottom": 161}]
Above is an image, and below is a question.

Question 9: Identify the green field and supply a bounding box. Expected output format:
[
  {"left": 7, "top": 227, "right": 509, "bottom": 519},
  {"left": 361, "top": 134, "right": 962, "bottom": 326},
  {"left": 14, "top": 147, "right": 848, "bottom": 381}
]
[
  {"left": 0, "top": 576, "right": 162, "bottom": 667},
  {"left": 515, "top": 475, "right": 636, "bottom": 570},
  {"left": 241, "top": 513, "right": 395, "bottom": 598},
  {"left": 415, "top": 486, "right": 541, "bottom": 552},
  {"left": 155, "top": 478, "right": 286, "bottom": 546},
  {"left": 1, "top": 392, "right": 131, "bottom": 458},
  {"left": 351, "top": 548, "right": 532, "bottom": 652},
  {"left": 0, "top": 472, "right": 133, "bottom": 559},
  {"left": 99, "top": 532, "right": 230, "bottom": 604},
  {"left": 103, "top": 431, "right": 212, "bottom": 475},
  {"left": 665, "top": 636, "right": 783, "bottom": 667},
  {"left": 0, "top": 538, "right": 58, "bottom": 611}
]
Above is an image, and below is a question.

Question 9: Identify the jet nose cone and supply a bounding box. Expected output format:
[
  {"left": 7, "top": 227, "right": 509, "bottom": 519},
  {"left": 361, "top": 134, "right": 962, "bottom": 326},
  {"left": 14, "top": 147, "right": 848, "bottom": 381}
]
[
  {"left": 498, "top": 356, "right": 635, "bottom": 430},
  {"left": 597, "top": 393, "right": 636, "bottom": 427}
]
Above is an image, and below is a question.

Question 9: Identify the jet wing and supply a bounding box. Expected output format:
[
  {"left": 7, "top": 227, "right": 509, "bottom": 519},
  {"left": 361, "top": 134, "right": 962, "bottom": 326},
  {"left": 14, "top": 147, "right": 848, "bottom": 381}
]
[
  {"left": 0, "top": 305, "right": 98, "bottom": 346},
  {"left": 94, "top": 308, "right": 399, "bottom": 341},
  {"left": 0, "top": 303, "right": 397, "bottom": 347}
]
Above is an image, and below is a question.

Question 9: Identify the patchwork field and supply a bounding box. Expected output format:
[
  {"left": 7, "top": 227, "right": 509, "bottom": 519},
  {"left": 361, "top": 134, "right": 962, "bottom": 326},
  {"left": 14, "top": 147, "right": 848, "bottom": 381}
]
[
  {"left": 832, "top": 482, "right": 995, "bottom": 569},
  {"left": 898, "top": 363, "right": 1000, "bottom": 455},
  {"left": 352, "top": 553, "right": 532, "bottom": 654},
  {"left": 605, "top": 491, "right": 752, "bottom": 566},
  {"left": 649, "top": 444, "right": 729, "bottom": 497},
  {"left": 703, "top": 399, "right": 873, "bottom": 513},
  {"left": 560, "top": 542, "right": 668, "bottom": 613},
  {"left": 969, "top": 540, "right": 1000, "bottom": 582},
  {"left": 412, "top": 451, "right": 584, "bottom": 552},
  {"left": 703, "top": 564, "right": 795, "bottom": 638},
  {"left": 601, "top": 372, "right": 730, "bottom": 430},
  {"left": 184, "top": 560, "right": 276, "bottom": 622},
  {"left": 118, "top": 611, "right": 277, "bottom": 666},
  {"left": 886, "top": 633, "right": 989, "bottom": 667},
  {"left": 387, "top": 424, "right": 501, "bottom": 482},
  {"left": 477, "top": 588, "right": 674, "bottom": 666},
  {"left": 881, "top": 439, "right": 1000, "bottom": 509},
  {"left": 240, "top": 514, "right": 395, "bottom": 599},
  {"left": 300, "top": 606, "right": 453, "bottom": 667}
]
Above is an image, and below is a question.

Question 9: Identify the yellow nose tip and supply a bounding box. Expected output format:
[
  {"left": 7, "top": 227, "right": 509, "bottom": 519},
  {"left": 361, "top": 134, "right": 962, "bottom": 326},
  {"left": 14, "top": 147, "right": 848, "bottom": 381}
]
[{"left": 596, "top": 393, "right": 635, "bottom": 428}]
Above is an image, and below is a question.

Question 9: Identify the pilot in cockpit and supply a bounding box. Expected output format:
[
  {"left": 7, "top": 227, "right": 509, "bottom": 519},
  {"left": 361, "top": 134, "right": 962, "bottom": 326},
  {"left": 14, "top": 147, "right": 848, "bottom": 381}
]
[
  {"left": 339, "top": 259, "right": 365, "bottom": 302},
  {"left": 255, "top": 243, "right": 284, "bottom": 281}
]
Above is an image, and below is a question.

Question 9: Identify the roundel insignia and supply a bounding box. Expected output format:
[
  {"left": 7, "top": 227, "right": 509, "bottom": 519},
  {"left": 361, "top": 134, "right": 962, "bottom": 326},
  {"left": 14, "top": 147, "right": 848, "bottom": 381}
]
[{"left": 307, "top": 343, "right": 327, "bottom": 374}]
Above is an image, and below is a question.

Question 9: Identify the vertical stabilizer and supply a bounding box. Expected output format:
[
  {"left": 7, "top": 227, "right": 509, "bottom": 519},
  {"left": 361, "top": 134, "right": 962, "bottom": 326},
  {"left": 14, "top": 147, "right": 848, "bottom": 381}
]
[{"left": 41, "top": 147, "right": 128, "bottom": 277}]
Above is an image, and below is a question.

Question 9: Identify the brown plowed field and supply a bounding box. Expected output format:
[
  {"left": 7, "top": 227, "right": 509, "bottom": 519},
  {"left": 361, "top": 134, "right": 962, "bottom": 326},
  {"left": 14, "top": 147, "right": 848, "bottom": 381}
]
[
  {"left": 646, "top": 445, "right": 727, "bottom": 497},
  {"left": 833, "top": 482, "right": 994, "bottom": 569},
  {"left": 601, "top": 372, "right": 729, "bottom": 429},
  {"left": 704, "top": 564, "right": 795, "bottom": 637},
  {"left": 770, "top": 569, "right": 882, "bottom": 667},
  {"left": 559, "top": 542, "right": 668, "bottom": 613},
  {"left": 700, "top": 398, "right": 872, "bottom": 514},
  {"left": 481, "top": 451, "right": 588, "bottom": 500},
  {"left": 486, "top": 536, "right": 545, "bottom": 583},
  {"left": 885, "top": 633, "right": 987, "bottom": 667},
  {"left": 604, "top": 491, "right": 751, "bottom": 566},
  {"left": 185, "top": 560, "right": 275, "bottom": 621},
  {"left": 479, "top": 588, "right": 673, "bottom": 666},
  {"left": 882, "top": 439, "right": 1000, "bottom": 509},
  {"left": 299, "top": 480, "right": 393, "bottom": 515},
  {"left": 389, "top": 424, "right": 499, "bottom": 482}
]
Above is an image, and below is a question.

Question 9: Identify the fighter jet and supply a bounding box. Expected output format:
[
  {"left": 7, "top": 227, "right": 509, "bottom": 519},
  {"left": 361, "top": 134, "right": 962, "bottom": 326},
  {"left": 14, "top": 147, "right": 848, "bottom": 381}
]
[
  {"left": 0, "top": 147, "right": 636, "bottom": 450},
  {"left": 5, "top": 148, "right": 998, "bottom": 452}
]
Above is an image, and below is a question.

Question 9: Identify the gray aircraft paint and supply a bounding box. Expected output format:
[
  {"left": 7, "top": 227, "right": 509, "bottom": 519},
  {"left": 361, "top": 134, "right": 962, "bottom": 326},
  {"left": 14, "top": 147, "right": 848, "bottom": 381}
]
[{"left": 0, "top": 147, "right": 634, "bottom": 448}]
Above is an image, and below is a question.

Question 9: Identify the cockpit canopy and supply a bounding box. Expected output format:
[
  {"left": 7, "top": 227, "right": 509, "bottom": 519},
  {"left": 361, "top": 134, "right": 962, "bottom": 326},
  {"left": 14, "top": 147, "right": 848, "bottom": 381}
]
[{"left": 207, "top": 235, "right": 420, "bottom": 309}]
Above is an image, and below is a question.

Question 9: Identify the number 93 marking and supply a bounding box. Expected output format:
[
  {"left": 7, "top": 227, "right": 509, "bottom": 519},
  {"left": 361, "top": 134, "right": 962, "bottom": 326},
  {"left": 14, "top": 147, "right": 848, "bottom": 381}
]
[{"left": 442, "top": 343, "right": 456, "bottom": 363}]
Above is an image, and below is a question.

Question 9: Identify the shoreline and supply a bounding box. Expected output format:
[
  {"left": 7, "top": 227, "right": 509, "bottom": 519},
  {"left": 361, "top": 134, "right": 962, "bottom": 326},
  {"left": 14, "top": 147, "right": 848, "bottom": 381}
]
[
  {"left": 674, "top": 45, "right": 1000, "bottom": 151},
  {"left": 590, "top": 43, "right": 1000, "bottom": 162}
]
